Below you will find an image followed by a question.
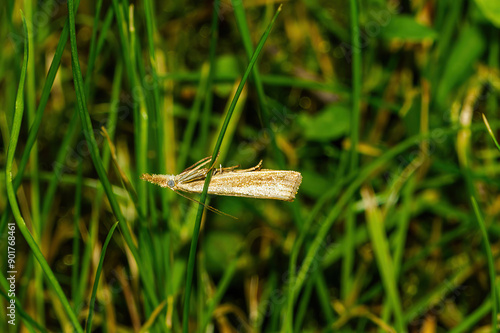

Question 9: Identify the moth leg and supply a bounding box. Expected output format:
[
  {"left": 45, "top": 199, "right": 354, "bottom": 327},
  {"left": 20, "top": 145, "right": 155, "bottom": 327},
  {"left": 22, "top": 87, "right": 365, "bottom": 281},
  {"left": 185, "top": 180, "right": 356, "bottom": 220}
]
[
  {"left": 177, "top": 153, "right": 224, "bottom": 183},
  {"left": 177, "top": 159, "right": 212, "bottom": 183},
  {"left": 213, "top": 164, "right": 240, "bottom": 175},
  {"left": 235, "top": 160, "right": 263, "bottom": 173}
]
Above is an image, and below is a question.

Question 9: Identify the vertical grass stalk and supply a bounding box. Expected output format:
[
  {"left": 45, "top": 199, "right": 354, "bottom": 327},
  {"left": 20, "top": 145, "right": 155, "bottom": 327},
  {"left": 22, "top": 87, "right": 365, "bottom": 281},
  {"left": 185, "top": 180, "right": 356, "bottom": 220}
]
[
  {"left": 5, "top": 13, "right": 83, "bottom": 333},
  {"left": 471, "top": 197, "right": 498, "bottom": 333},
  {"left": 67, "top": 0, "right": 158, "bottom": 307},
  {"left": 84, "top": 222, "right": 119, "bottom": 333},
  {"left": 182, "top": 6, "right": 282, "bottom": 332},
  {"left": 343, "top": 0, "right": 362, "bottom": 300}
]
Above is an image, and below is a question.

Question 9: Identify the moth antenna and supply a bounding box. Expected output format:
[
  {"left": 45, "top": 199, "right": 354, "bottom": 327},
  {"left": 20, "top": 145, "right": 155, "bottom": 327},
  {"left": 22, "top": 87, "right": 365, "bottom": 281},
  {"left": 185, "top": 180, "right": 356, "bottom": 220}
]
[
  {"left": 182, "top": 155, "right": 212, "bottom": 173},
  {"left": 173, "top": 189, "right": 238, "bottom": 219}
]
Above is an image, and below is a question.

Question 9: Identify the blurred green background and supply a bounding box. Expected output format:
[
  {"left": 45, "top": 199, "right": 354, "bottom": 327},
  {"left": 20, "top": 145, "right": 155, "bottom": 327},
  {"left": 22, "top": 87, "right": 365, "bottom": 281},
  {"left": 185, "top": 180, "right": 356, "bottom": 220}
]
[{"left": 1, "top": 0, "right": 500, "bottom": 332}]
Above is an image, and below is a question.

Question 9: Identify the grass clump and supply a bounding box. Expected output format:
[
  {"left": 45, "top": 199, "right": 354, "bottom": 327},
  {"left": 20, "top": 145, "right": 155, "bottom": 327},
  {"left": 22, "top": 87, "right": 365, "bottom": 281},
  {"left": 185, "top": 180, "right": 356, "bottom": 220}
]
[{"left": 1, "top": 0, "right": 500, "bottom": 332}]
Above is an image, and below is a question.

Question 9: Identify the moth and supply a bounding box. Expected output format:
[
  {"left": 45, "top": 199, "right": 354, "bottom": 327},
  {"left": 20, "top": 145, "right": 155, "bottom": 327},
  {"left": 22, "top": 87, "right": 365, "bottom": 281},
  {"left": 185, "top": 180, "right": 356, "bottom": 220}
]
[{"left": 141, "top": 156, "right": 302, "bottom": 204}]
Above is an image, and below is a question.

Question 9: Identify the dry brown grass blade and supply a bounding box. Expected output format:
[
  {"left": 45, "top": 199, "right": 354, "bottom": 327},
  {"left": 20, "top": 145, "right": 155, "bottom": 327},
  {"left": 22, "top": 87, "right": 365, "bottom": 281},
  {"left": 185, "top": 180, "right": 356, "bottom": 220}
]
[{"left": 101, "top": 126, "right": 139, "bottom": 205}]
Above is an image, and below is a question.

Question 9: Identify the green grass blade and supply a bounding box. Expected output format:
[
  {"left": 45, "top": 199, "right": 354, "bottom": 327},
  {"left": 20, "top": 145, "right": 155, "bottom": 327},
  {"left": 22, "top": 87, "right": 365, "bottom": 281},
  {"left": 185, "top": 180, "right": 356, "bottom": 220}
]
[
  {"left": 362, "top": 187, "right": 404, "bottom": 332},
  {"left": 471, "top": 197, "right": 498, "bottom": 333},
  {"left": 294, "top": 271, "right": 315, "bottom": 331},
  {"left": 178, "top": 63, "right": 210, "bottom": 170},
  {"left": 39, "top": 0, "right": 107, "bottom": 225},
  {"left": 143, "top": 0, "right": 170, "bottom": 223},
  {"left": 128, "top": 5, "right": 149, "bottom": 217},
  {"left": 198, "top": 253, "right": 239, "bottom": 332},
  {"left": 348, "top": 0, "right": 361, "bottom": 170},
  {"left": 71, "top": 158, "right": 83, "bottom": 308},
  {"left": 40, "top": 112, "right": 79, "bottom": 222},
  {"left": 182, "top": 5, "right": 283, "bottom": 332},
  {"left": 483, "top": 113, "right": 500, "bottom": 151},
  {"left": 198, "top": 0, "right": 220, "bottom": 155},
  {"left": 449, "top": 296, "right": 492, "bottom": 333},
  {"left": 342, "top": 0, "right": 362, "bottom": 302},
  {"left": 85, "top": 221, "right": 119, "bottom": 333},
  {"left": 232, "top": 0, "right": 285, "bottom": 168},
  {"left": 25, "top": 0, "right": 41, "bottom": 240},
  {"left": 404, "top": 266, "right": 470, "bottom": 323},
  {"left": 76, "top": 63, "right": 122, "bottom": 312},
  {"left": 24, "top": 9, "right": 43, "bottom": 325},
  {"left": 66, "top": 0, "right": 158, "bottom": 307},
  {"left": 4, "top": 13, "right": 83, "bottom": 333},
  {"left": 0, "top": 0, "right": 82, "bottom": 229},
  {"left": 84, "top": 0, "right": 104, "bottom": 95}
]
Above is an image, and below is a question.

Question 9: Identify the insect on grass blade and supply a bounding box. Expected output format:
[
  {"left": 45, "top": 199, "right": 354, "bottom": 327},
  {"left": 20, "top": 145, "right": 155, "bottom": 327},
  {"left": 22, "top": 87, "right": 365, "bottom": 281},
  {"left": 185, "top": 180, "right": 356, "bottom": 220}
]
[{"left": 141, "top": 156, "right": 302, "bottom": 202}]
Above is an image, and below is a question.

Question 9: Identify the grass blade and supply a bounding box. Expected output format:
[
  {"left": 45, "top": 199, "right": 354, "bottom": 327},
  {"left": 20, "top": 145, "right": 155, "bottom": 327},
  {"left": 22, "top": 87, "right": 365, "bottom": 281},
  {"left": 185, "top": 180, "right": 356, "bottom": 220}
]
[
  {"left": 198, "top": 0, "right": 220, "bottom": 155},
  {"left": 232, "top": 0, "right": 285, "bottom": 168},
  {"left": 71, "top": 158, "right": 83, "bottom": 308},
  {"left": 471, "top": 197, "right": 498, "bottom": 333},
  {"left": 198, "top": 252, "right": 239, "bottom": 332},
  {"left": 343, "top": 0, "right": 362, "bottom": 304},
  {"left": 483, "top": 113, "right": 500, "bottom": 151},
  {"left": 66, "top": 0, "right": 158, "bottom": 307},
  {"left": 4, "top": 12, "right": 83, "bottom": 333},
  {"left": 361, "top": 186, "right": 404, "bottom": 332},
  {"left": 85, "top": 221, "right": 119, "bottom": 333},
  {"left": 182, "top": 5, "right": 283, "bottom": 332},
  {"left": 0, "top": 0, "right": 82, "bottom": 231}
]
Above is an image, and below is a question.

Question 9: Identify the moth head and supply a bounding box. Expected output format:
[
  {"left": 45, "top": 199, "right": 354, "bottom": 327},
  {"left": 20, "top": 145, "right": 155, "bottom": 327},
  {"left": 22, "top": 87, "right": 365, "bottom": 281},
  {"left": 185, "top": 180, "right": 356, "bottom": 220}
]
[
  {"left": 166, "top": 176, "right": 176, "bottom": 188},
  {"left": 141, "top": 174, "right": 176, "bottom": 189}
]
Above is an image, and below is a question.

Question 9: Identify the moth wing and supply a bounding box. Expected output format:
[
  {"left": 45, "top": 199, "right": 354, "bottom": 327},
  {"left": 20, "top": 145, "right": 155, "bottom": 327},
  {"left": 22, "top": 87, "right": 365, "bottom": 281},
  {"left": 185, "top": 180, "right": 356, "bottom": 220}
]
[{"left": 176, "top": 170, "right": 302, "bottom": 201}]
